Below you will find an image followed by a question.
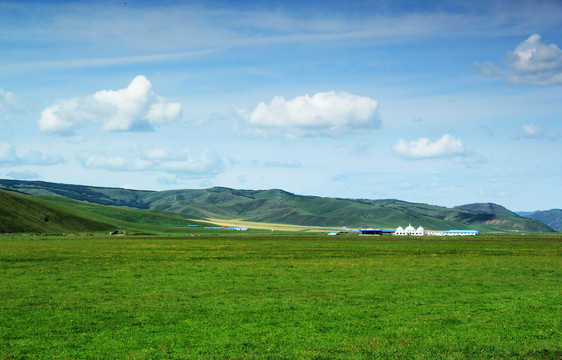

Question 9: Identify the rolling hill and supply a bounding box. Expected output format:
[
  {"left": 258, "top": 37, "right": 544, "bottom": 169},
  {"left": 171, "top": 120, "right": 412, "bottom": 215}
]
[
  {"left": 0, "top": 187, "right": 214, "bottom": 234},
  {"left": 0, "top": 179, "right": 554, "bottom": 233},
  {"left": 0, "top": 189, "right": 114, "bottom": 233},
  {"left": 454, "top": 203, "right": 520, "bottom": 217}
]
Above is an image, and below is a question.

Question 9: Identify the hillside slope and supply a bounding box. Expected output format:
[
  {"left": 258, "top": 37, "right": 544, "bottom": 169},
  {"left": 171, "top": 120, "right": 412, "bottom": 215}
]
[
  {"left": 0, "top": 189, "right": 215, "bottom": 234},
  {"left": 454, "top": 203, "right": 519, "bottom": 217},
  {"left": 0, "top": 189, "right": 114, "bottom": 233},
  {"left": 0, "top": 179, "right": 553, "bottom": 233},
  {"left": 0, "top": 179, "right": 154, "bottom": 208},
  {"left": 452, "top": 203, "right": 553, "bottom": 232},
  {"left": 519, "top": 209, "right": 562, "bottom": 232}
]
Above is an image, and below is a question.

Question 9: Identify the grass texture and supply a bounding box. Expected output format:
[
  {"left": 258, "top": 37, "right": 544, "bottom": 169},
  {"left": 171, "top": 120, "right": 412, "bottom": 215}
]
[{"left": 1, "top": 234, "right": 560, "bottom": 359}]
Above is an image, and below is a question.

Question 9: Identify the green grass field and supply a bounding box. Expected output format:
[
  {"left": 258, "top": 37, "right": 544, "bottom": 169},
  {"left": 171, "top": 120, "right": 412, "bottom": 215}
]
[{"left": 1, "top": 234, "right": 560, "bottom": 359}]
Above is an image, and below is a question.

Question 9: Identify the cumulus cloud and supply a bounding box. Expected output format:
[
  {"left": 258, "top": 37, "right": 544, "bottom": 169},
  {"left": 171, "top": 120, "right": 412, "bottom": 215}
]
[
  {"left": 247, "top": 91, "right": 380, "bottom": 138},
  {"left": 392, "top": 134, "right": 465, "bottom": 160},
  {"left": 0, "top": 143, "right": 64, "bottom": 166},
  {"left": 476, "top": 34, "right": 562, "bottom": 86},
  {"left": 76, "top": 148, "right": 224, "bottom": 178},
  {"left": 505, "top": 34, "right": 562, "bottom": 85},
  {"left": 38, "top": 75, "right": 181, "bottom": 135}
]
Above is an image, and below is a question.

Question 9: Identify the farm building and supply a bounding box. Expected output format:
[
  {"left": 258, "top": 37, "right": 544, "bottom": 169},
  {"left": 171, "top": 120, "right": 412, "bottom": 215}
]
[
  {"left": 228, "top": 227, "right": 248, "bottom": 231},
  {"left": 421, "top": 229, "right": 481, "bottom": 236},
  {"left": 359, "top": 228, "right": 395, "bottom": 236},
  {"left": 395, "top": 225, "right": 424, "bottom": 236},
  {"left": 442, "top": 230, "right": 479, "bottom": 236}
]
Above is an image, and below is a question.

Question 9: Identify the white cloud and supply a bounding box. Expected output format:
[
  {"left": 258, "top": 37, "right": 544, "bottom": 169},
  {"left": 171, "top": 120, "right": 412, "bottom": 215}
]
[
  {"left": 261, "top": 160, "right": 302, "bottom": 168},
  {"left": 76, "top": 152, "right": 129, "bottom": 170},
  {"left": 521, "top": 123, "right": 542, "bottom": 138},
  {"left": 521, "top": 123, "right": 558, "bottom": 139},
  {"left": 76, "top": 148, "right": 224, "bottom": 178},
  {"left": 158, "top": 151, "right": 223, "bottom": 176},
  {"left": 0, "top": 143, "right": 63, "bottom": 166},
  {"left": 462, "top": 153, "right": 487, "bottom": 168},
  {"left": 0, "top": 143, "right": 18, "bottom": 163},
  {"left": 0, "top": 89, "right": 24, "bottom": 120},
  {"left": 247, "top": 91, "right": 380, "bottom": 138},
  {"left": 477, "top": 34, "right": 562, "bottom": 86},
  {"left": 505, "top": 34, "right": 562, "bottom": 85},
  {"left": 392, "top": 134, "right": 465, "bottom": 160},
  {"left": 497, "top": 190, "right": 512, "bottom": 197},
  {"left": 6, "top": 171, "right": 41, "bottom": 180},
  {"left": 38, "top": 76, "right": 181, "bottom": 135},
  {"left": 399, "top": 182, "right": 412, "bottom": 189},
  {"left": 429, "top": 182, "right": 440, "bottom": 188},
  {"left": 157, "top": 177, "right": 178, "bottom": 186}
]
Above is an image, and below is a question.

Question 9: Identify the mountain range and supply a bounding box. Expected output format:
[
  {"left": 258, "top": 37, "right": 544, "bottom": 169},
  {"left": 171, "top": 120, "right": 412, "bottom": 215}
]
[{"left": 0, "top": 179, "right": 557, "bottom": 234}]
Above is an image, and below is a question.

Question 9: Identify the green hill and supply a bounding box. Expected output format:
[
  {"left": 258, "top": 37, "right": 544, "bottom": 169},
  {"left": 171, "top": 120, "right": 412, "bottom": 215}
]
[
  {"left": 0, "top": 189, "right": 215, "bottom": 234},
  {"left": 519, "top": 209, "right": 562, "bottom": 232},
  {"left": 0, "top": 179, "right": 154, "bottom": 208},
  {"left": 0, "top": 189, "right": 114, "bottom": 233},
  {"left": 454, "top": 202, "right": 520, "bottom": 217},
  {"left": 0, "top": 179, "right": 554, "bottom": 233}
]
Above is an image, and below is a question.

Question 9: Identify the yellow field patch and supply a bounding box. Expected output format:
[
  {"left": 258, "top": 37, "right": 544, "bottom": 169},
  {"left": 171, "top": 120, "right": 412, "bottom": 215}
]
[{"left": 201, "top": 218, "right": 341, "bottom": 232}]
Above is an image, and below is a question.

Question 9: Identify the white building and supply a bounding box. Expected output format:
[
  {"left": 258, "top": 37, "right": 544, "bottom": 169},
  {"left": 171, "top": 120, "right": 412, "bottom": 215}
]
[
  {"left": 421, "top": 229, "right": 480, "bottom": 236},
  {"left": 442, "top": 230, "right": 479, "bottom": 236},
  {"left": 395, "top": 225, "right": 424, "bottom": 236}
]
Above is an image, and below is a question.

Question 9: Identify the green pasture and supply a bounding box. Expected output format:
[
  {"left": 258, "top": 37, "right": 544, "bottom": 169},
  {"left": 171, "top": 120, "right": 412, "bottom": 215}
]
[{"left": 1, "top": 234, "right": 560, "bottom": 359}]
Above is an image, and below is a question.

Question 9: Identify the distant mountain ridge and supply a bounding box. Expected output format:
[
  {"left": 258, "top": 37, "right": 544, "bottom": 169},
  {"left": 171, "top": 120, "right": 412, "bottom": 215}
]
[
  {"left": 454, "top": 203, "right": 520, "bottom": 217},
  {"left": 0, "top": 179, "right": 554, "bottom": 233},
  {"left": 519, "top": 209, "right": 562, "bottom": 232}
]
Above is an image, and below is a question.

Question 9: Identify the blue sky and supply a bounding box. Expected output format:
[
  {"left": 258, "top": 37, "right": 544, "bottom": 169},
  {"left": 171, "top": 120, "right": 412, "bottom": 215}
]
[{"left": 0, "top": 0, "right": 560, "bottom": 211}]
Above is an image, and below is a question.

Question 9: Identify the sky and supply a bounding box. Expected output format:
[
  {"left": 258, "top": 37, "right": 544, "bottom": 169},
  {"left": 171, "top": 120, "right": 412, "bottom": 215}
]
[{"left": 0, "top": 0, "right": 561, "bottom": 211}]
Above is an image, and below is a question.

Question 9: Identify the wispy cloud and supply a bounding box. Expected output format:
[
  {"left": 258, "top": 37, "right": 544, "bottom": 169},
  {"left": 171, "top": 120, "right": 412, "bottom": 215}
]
[
  {"left": 0, "top": 89, "right": 24, "bottom": 120},
  {"left": 76, "top": 148, "right": 224, "bottom": 178},
  {"left": 38, "top": 76, "right": 181, "bottom": 135},
  {"left": 2, "top": 49, "right": 225, "bottom": 73},
  {"left": 4, "top": 2, "right": 561, "bottom": 72},
  {"left": 257, "top": 160, "right": 302, "bottom": 168},
  {"left": 247, "top": 91, "right": 380, "bottom": 138},
  {"left": 0, "top": 143, "right": 63, "bottom": 166},
  {"left": 5, "top": 171, "right": 41, "bottom": 180},
  {"left": 521, "top": 123, "right": 558, "bottom": 139},
  {"left": 392, "top": 134, "right": 465, "bottom": 160}
]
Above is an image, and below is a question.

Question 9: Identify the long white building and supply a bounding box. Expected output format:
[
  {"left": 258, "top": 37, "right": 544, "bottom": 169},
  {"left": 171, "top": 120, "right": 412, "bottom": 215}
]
[{"left": 394, "top": 225, "right": 480, "bottom": 236}]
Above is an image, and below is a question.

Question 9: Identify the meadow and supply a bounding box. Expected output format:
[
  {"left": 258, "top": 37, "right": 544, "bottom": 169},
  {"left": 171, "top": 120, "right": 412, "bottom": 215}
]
[{"left": 0, "top": 233, "right": 560, "bottom": 359}]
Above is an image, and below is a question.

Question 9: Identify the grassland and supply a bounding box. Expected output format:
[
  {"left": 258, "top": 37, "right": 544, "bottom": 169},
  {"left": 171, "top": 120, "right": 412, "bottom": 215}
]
[{"left": 1, "top": 234, "right": 560, "bottom": 359}]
